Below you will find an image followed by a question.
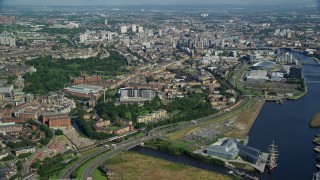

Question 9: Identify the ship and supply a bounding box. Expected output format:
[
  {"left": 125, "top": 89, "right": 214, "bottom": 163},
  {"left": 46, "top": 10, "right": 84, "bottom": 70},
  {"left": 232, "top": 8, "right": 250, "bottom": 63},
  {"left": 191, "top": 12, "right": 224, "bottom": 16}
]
[{"left": 267, "top": 141, "right": 279, "bottom": 173}]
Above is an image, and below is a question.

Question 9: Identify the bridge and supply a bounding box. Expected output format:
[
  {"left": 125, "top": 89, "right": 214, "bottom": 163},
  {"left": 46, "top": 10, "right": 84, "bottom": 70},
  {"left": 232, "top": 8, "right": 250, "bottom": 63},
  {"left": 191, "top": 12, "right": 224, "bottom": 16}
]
[
  {"left": 22, "top": 172, "right": 34, "bottom": 180},
  {"left": 76, "top": 130, "right": 140, "bottom": 152}
]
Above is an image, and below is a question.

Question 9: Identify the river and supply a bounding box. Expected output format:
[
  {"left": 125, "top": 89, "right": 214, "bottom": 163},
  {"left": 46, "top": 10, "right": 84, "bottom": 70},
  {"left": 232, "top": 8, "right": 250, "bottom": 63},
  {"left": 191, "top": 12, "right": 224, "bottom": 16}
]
[
  {"left": 247, "top": 50, "right": 320, "bottom": 180},
  {"left": 134, "top": 51, "right": 320, "bottom": 180}
]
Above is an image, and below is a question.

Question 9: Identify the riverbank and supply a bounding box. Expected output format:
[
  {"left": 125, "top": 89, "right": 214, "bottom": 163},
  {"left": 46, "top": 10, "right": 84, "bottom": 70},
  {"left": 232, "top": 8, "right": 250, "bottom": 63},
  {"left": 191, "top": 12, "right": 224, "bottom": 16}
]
[
  {"left": 104, "top": 151, "right": 231, "bottom": 180},
  {"left": 287, "top": 80, "right": 308, "bottom": 100},
  {"left": 310, "top": 112, "right": 320, "bottom": 128},
  {"left": 226, "top": 98, "right": 265, "bottom": 139}
]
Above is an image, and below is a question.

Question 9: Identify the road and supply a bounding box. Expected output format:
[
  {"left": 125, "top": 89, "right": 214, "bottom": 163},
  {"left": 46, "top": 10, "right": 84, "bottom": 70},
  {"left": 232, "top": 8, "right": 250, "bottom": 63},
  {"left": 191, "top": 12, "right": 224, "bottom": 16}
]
[
  {"left": 22, "top": 135, "right": 56, "bottom": 176},
  {"left": 59, "top": 96, "right": 252, "bottom": 179},
  {"left": 81, "top": 138, "right": 146, "bottom": 180},
  {"left": 60, "top": 137, "right": 149, "bottom": 179}
]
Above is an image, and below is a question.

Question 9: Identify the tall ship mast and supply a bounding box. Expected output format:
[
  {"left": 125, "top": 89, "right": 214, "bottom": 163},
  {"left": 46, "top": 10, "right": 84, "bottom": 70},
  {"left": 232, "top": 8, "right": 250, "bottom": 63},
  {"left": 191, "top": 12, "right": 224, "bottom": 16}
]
[{"left": 267, "top": 140, "right": 279, "bottom": 173}]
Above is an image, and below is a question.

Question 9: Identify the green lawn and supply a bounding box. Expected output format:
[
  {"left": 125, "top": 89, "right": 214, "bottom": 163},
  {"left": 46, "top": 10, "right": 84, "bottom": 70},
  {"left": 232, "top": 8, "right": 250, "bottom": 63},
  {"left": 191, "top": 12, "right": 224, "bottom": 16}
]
[{"left": 93, "top": 168, "right": 106, "bottom": 180}]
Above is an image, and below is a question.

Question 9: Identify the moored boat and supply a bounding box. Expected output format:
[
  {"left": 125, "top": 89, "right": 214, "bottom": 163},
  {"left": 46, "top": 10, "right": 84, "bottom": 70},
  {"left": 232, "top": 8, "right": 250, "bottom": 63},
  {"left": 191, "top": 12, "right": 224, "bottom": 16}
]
[{"left": 267, "top": 141, "right": 279, "bottom": 173}]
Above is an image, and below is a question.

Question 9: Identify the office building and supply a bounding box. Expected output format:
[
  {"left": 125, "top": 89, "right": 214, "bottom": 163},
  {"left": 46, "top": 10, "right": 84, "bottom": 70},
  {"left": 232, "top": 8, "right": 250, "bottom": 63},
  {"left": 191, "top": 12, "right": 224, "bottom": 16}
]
[
  {"left": 107, "top": 32, "right": 113, "bottom": 40},
  {"left": 120, "top": 88, "right": 155, "bottom": 103},
  {"left": 0, "top": 35, "right": 16, "bottom": 47},
  {"left": 132, "top": 24, "right": 137, "bottom": 33},
  {"left": 79, "top": 34, "right": 87, "bottom": 43},
  {"left": 138, "top": 26, "right": 144, "bottom": 33},
  {"left": 121, "top": 26, "right": 127, "bottom": 34},
  {"left": 276, "top": 53, "right": 294, "bottom": 64}
]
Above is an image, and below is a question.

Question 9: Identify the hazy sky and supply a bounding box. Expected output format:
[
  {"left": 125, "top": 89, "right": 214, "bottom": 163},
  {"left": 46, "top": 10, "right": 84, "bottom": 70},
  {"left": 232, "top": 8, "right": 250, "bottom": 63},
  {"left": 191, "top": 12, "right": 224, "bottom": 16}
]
[{"left": 2, "top": 0, "right": 318, "bottom": 6}]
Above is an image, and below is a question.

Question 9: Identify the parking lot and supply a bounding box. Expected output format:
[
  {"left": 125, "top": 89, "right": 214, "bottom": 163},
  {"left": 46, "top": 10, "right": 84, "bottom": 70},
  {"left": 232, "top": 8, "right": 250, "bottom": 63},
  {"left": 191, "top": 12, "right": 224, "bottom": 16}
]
[
  {"left": 181, "top": 118, "right": 236, "bottom": 149},
  {"left": 62, "top": 126, "right": 96, "bottom": 149}
]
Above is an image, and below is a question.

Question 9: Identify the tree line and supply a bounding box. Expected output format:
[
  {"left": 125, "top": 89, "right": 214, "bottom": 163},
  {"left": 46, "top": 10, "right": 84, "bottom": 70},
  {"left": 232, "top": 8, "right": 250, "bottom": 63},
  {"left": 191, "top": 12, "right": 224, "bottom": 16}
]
[{"left": 145, "top": 138, "right": 225, "bottom": 167}]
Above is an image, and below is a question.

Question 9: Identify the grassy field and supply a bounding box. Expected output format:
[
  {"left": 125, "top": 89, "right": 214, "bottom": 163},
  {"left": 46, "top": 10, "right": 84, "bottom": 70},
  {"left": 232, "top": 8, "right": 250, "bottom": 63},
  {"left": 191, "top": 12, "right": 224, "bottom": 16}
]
[
  {"left": 226, "top": 98, "right": 265, "bottom": 139},
  {"left": 93, "top": 168, "right": 106, "bottom": 180},
  {"left": 310, "top": 112, "right": 320, "bottom": 128},
  {"left": 105, "top": 151, "right": 231, "bottom": 180},
  {"left": 287, "top": 85, "right": 307, "bottom": 100}
]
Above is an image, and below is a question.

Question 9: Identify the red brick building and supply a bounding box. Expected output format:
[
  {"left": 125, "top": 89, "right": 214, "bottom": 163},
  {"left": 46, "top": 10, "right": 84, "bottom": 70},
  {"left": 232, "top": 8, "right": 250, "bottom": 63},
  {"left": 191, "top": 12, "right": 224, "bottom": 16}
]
[
  {"left": 0, "top": 122, "right": 23, "bottom": 135},
  {"left": 41, "top": 114, "right": 71, "bottom": 128},
  {"left": 2, "top": 117, "right": 24, "bottom": 124},
  {"left": 19, "top": 112, "right": 38, "bottom": 121},
  {"left": 71, "top": 72, "right": 102, "bottom": 85}
]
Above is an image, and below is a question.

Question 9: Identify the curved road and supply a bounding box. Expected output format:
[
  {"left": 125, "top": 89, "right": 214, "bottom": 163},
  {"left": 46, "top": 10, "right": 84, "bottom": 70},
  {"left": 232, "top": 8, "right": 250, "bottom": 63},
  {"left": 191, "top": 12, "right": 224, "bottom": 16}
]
[
  {"left": 23, "top": 135, "right": 56, "bottom": 176},
  {"left": 82, "top": 139, "right": 146, "bottom": 180},
  {"left": 60, "top": 137, "right": 149, "bottom": 179}
]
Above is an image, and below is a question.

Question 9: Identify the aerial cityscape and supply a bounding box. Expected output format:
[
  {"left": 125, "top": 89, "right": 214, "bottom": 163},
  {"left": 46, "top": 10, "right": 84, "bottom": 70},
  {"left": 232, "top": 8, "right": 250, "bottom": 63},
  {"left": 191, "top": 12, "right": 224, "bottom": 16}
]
[{"left": 0, "top": 0, "right": 320, "bottom": 180}]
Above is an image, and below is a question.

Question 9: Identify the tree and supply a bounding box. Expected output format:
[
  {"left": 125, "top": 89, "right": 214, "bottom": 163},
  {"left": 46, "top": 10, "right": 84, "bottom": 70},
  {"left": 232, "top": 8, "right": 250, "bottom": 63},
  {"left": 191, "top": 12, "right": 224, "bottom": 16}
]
[
  {"left": 1, "top": 155, "right": 14, "bottom": 161},
  {"left": 55, "top": 129, "right": 63, "bottom": 135},
  {"left": 16, "top": 161, "right": 23, "bottom": 171},
  {"left": 124, "top": 112, "right": 132, "bottom": 120},
  {"left": 4, "top": 104, "right": 13, "bottom": 109},
  {"left": 39, "top": 138, "right": 51, "bottom": 145},
  {"left": 18, "top": 152, "right": 32, "bottom": 159},
  {"left": 23, "top": 51, "right": 128, "bottom": 95},
  {"left": 31, "top": 159, "right": 41, "bottom": 169}
]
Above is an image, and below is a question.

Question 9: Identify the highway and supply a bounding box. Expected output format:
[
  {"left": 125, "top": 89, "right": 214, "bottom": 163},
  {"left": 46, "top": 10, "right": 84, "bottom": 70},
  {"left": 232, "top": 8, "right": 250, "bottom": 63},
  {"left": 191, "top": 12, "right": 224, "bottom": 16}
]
[
  {"left": 60, "top": 137, "right": 149, "bottom": 179},
  {"left": 81, "top": 138, "right": 146, "bottom": 180},
  {"left": 60, "top": 146, "right": 111, "bottom": 179}
]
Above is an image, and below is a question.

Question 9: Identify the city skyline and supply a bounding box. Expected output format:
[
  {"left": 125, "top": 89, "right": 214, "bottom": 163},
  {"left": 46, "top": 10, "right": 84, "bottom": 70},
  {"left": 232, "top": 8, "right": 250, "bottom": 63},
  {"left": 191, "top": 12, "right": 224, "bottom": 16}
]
[{"left": 2, "top": 0, "right": 318, "bottom": 6}]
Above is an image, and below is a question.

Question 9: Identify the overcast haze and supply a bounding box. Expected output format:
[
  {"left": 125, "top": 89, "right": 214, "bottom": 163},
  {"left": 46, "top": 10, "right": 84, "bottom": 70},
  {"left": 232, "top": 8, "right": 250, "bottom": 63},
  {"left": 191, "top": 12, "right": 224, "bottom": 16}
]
[{"left": 2, "top": 0, "right": 318, "bottom": 6}]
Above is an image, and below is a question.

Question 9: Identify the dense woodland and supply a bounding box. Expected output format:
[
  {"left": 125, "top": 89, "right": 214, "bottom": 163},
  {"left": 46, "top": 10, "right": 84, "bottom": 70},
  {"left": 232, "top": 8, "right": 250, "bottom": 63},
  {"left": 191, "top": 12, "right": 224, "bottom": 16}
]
[
  {"left": 95, "top": 96, "right": 164, "bottom": 122},
  {"left": 145, "top": 93, "right": 218, "bottom": 130},
  {"left": 23, "top": 50, "right": 128, "bottom": 95},
  {"left": 76, "top": 117, "right": 114, "bottom": 140}
]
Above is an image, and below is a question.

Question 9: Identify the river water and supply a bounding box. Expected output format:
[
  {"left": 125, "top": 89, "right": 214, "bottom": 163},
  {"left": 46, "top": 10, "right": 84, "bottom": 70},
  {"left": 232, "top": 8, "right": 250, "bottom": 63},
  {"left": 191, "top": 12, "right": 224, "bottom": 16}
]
[
  {"left": 134, "top": 51, "right": 320, "bottom": 180},
  {"left": 247, "top": 51, "right": 320, "bottom": 180}
]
